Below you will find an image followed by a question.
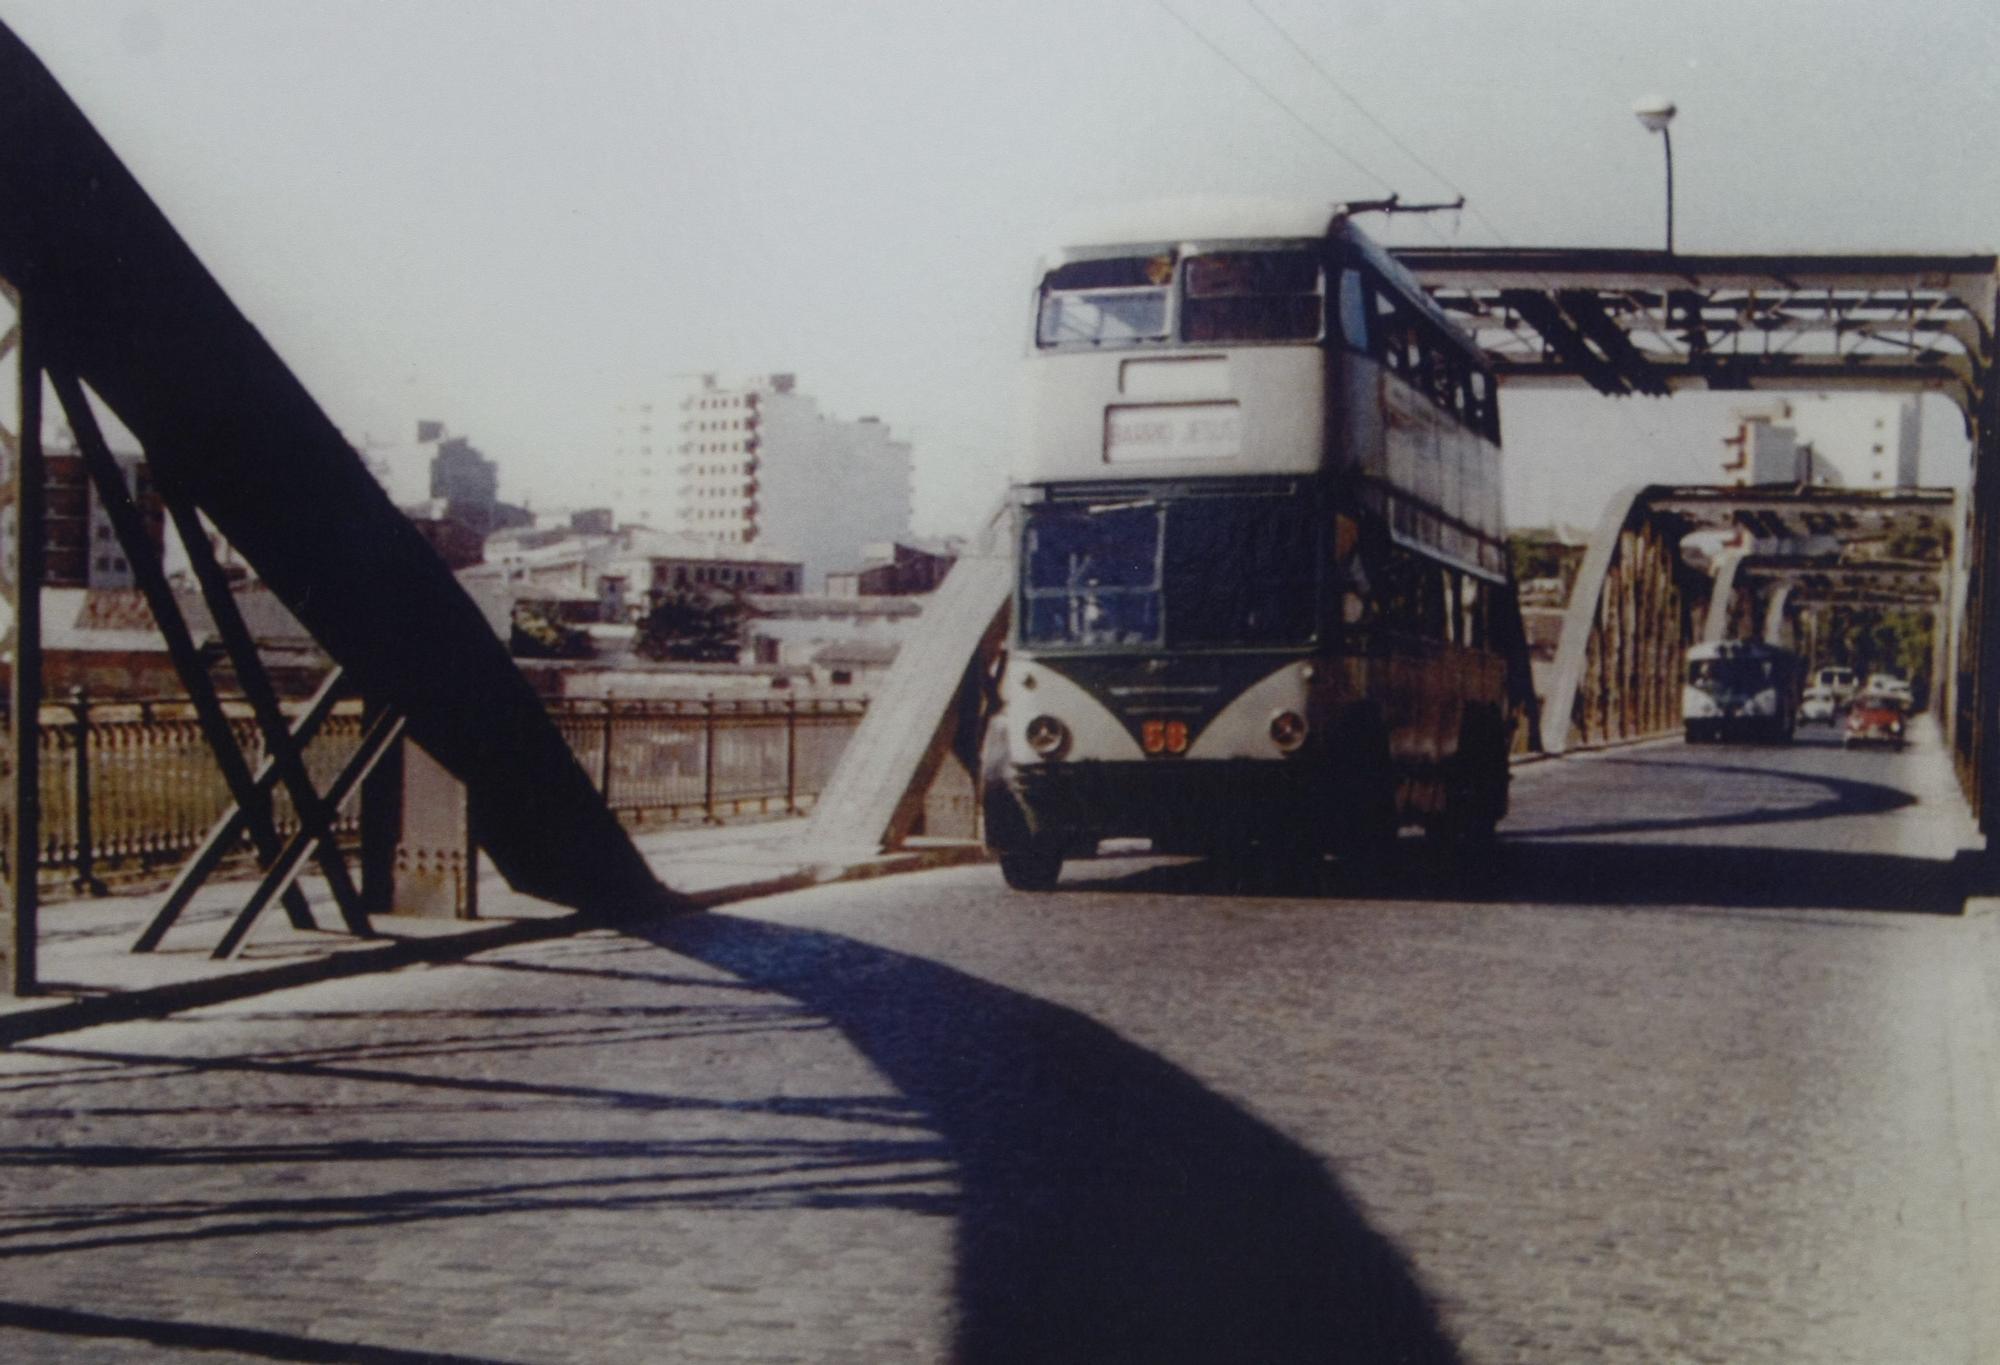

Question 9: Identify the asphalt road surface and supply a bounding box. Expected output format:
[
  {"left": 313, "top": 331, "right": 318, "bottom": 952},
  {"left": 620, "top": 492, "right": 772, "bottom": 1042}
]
[{"left": 0, "top": 724, "right": 1994, "bottom": 1363}]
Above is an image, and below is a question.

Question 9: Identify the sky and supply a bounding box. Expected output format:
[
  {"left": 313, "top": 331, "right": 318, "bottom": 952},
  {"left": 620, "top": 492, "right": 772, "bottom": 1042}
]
[{"left": 2, "top": 0, "right": 1996, "bottom": 536}]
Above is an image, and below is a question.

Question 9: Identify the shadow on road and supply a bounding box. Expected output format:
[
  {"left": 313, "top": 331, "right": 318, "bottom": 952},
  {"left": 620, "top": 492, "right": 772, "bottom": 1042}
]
[
  {"left": 1087, "top": 840, "right": 1974, "bottom": 916},
  {"left": 5, "top": 922, "right": 1466, "bottom": 1364},
  {"left": 1499, "top": 755, "right": 1917, "bottom": 841},
  {"left": 0, "top": 1298, "right": 507, "bottom": 1364},
  {"left": 646, "top": 913, "right": 1465, "bottom": 1365}
]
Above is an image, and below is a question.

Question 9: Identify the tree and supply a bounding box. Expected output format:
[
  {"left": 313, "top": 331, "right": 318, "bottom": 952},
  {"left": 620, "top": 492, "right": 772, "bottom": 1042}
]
[
  {"left": 1818, "top": 604, "right": 1933, "bottom": 703},
  {"left": 635, "top": 590, "right": 744, "bottom": 663},
  {"left": 509, "top": 601, "right": 594, "bottom": 660},
  {"left": 1508, "top": 530, "right": 1585, "bottom": 600}
]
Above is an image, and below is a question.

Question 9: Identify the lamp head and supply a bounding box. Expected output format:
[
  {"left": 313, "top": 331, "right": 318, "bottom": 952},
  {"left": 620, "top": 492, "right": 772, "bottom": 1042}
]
[{"left": 1633, "top": 96, "right": 1677, "bottom": 134}]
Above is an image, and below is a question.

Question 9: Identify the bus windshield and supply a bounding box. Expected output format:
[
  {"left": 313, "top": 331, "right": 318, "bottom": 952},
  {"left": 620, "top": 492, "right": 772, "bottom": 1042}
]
[
  {"left": 1689, "top": 656, "right": 1777, "bottom": 692},
  {"left": 1021, "top": 495, "right": 1319, "bottom": 649},
  {"left": 1037, "top": 255, "right": 1172, "bottom": 347},
  {"left": 1183, "top": 249, "right": 1322, "bottom": 342}
]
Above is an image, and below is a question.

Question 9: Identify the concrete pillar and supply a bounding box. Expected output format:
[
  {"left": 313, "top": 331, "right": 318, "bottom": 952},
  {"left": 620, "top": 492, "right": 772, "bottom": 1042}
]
[{"left": 388, "top": 740, "right": 479, "bottom": 920}]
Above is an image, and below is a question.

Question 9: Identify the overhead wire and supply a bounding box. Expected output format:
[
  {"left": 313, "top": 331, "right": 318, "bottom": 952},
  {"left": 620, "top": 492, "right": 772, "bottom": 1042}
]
[
  {"left": 1150, "top": 0, "right": 1398, "bottom": 197},
  {"left": 1239, "top": 0, "right": 1700, "bottom": 485},
  {"left": 1241, "top": 0, "right": 1509, "bottom": 248},
  {"left": 1153, "top": 0, "right": 1698, "bottom": 501}
]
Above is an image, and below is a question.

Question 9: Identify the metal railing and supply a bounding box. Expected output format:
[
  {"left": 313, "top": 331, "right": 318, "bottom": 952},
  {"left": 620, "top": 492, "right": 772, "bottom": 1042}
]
[
  {"left": 1, "top": 691, "right": 866, "bottom": 892},
  {"left": 546, "top": 696, "right": 865, "bottom": 824}
]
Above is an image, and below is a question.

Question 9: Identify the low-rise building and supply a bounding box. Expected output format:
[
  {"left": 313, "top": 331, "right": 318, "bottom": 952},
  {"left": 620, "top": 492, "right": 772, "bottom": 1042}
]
[
  {"left": 826, "top": 540, "right": 960, "bottom": 597},
  {"left": 742, "top": 592, "right": 922, "bottom": 669},
  {"left": 611, "top": 529, "right": 804, "bottom": 602},
  {"left": 809, "top": 638, "right": 900, "bottom": 690}
]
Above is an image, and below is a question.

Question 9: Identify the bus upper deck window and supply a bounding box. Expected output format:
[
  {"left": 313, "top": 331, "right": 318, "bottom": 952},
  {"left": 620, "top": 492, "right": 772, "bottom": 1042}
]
[
  {"left": 1037, "top": 255, "right": 1174, "bottom": 348},
  {"left": 1182, "top": 250, "right": 1323, "bottom": 343}
]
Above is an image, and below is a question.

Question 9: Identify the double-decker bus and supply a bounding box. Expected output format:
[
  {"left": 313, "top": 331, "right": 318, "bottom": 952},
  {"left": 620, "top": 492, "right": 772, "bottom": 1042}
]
[
  {"left": 1683, "top": 640, "right": 1800, "bottom": 743},
  {"left": 981, "top": 200, "right": 1518, "bottom": 889}
]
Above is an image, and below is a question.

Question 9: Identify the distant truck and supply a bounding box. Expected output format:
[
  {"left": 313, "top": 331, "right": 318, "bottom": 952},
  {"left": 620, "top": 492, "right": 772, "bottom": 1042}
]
[
  {"left": 1811, "top": 664, "right": 1859, "bottom": 705},
  {"left": 1685, "top": 640, "right": 1801, "bottom": 743}
]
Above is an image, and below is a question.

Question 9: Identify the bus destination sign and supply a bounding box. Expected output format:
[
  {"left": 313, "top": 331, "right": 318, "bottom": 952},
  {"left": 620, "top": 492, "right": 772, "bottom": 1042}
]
[{"left": 1104, "top": 402, "right": 1242, "bottom": 463}]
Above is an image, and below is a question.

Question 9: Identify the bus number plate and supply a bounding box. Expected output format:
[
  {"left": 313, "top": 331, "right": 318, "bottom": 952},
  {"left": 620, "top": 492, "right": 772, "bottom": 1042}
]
[{"left": 1142, "top": 719, "right": 1190, "bottom": 756}]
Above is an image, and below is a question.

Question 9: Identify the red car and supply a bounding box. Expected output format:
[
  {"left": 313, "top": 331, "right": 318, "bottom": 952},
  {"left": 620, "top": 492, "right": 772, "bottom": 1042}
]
[{"left": 1842, "top": 693, "right": 1906, "bottom": 749}]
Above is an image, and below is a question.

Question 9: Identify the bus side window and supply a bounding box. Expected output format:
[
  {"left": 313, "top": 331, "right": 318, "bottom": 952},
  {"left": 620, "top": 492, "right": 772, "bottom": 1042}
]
[
  {"left": 1469, "top": 371, "right": 1497, "bottom": 441},
  {"left": 1376, "top": 543, "right": 1448, "bottom": 642},
  {"left": 1431, "top": 343, "right": 1461, "bottom": 415},
  {"left": 1374, "top": 290, "right": 1411, "bottom": 378},
  {"left": 1338, "top": 270, "right": 1369, "bottom": 350},
  {"left": 1454, "top": 572, "right": 1489, "bottom": 648}
]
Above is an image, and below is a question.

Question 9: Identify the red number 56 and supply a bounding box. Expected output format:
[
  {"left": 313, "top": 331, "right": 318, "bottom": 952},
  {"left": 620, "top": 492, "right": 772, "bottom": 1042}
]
[{"left": 1142, "top": 719, "right": 1189, "bottom": 755}]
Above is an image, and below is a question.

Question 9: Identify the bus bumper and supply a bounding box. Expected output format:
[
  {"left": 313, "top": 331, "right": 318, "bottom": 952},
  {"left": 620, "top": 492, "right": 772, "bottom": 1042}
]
[{"left": 983, "top": 755, "right": 1333, "bottom": 855}]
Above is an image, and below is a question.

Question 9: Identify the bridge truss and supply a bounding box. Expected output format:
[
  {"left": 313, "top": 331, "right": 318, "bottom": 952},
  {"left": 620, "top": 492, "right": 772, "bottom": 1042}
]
[
  {"left": 0, "top": 24, "right": 671, "bottom": 992},
  {"left": 1399, "top": 249, "right": 2000, "bottom": 832}
]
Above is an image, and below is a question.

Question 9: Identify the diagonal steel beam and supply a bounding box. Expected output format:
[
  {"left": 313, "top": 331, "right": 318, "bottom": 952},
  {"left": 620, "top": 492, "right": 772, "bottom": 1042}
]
[
  {"left": 49, "top": 368, "right": 319, "bottom": 937},
  {"left": 1557, "top": 291, "right": 1672, "bottom": 397},
  {"left": 211, "top": 707, "right": 405, "bottom": 959},
  {"left": 1500, "top": 290, "right": 1630, "bottom": 397},
  {"left": 0, "top": 24, "right": 669, "bottom": 918},
  {"left": 156, "top": 478, "right": 372, "bottom": 939},
  {"left": 132, "top": 670, "right": 348, "bottom": 953}
]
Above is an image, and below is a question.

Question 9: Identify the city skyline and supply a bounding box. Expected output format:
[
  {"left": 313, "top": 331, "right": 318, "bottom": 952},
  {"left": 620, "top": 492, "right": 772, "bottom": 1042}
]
[{"left": 0, "top": 1, "right": 1991, "bottom": 536}]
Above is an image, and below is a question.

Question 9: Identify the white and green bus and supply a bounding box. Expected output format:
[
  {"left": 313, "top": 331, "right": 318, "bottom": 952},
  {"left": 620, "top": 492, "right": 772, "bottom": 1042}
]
[
  {"left": 982, "top": 201, "right": 1519, "bottom": 889},
  {"left": 1684, "top": 640, "right": 1800, "bottom": 744}
]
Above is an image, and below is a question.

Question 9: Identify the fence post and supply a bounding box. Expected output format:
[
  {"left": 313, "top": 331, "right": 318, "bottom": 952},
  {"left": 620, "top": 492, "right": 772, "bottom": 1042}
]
[
  {"left": 68, "top": 687, "right": 104, "bottom": 896},
  {"left": 598, "top": 694, "right": 616, "bottom": 808},
  {"left": 785, "top": 696, "right": 799, "bottom": 815},
  {"left": 703, "top": 694, "right": 720, "bottom": 823}
]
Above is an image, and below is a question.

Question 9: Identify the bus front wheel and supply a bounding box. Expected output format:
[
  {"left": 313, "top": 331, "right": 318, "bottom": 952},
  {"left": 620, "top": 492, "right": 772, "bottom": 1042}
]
[{"left": 1329, "top": 718, "right": 1399, "bottom": 874}]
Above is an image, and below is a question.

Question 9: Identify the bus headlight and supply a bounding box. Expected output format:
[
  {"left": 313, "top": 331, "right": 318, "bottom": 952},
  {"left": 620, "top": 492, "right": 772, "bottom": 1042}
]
[
  {"left": 1269, "top": 709, "right": 1308, "bottom": 753},
  {"left": 1025, "top": 714, "right": 1070, "bottom": 759}
]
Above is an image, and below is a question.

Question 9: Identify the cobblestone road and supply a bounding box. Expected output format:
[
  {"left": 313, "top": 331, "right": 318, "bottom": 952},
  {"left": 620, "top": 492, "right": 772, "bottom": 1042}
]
[{"left": 0, "top": 730, "right": 1995, "bottom": 1362}]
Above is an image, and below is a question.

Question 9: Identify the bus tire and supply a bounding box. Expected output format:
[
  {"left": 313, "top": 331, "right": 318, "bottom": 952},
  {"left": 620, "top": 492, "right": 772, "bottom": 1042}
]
[
  {"left": 1440, "top": 708, "right": 1509, "bottom": 845},
  {"left": 998, "top": 839, "right": 1063, "bottom": 892},
  {"left": 1329, "top": 716, "right": 1398, "bottom": 873}
]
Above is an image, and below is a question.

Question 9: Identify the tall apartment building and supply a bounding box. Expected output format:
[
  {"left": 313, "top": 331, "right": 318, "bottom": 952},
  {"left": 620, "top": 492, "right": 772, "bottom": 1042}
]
[
  {"left": 610, "top": 373, "right": 913, "bottom": 589},
  {"left": 1720, "top": 395, "right": 1922, "bottom": 489},
  {"left": 40, "top": 449, "right": 162, "bottom": 589}
]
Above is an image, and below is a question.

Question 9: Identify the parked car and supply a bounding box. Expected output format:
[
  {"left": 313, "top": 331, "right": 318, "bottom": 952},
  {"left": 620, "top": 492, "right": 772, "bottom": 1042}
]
[
  {"left": 1865, "top": 673, "right": 1915, "bottom": 708},
  {"left": 1843, "top": 692, "right": 1907, "bottom": 749},
  {"left": 1800, "top": 686, "right": 1839, "bottom": 724}
]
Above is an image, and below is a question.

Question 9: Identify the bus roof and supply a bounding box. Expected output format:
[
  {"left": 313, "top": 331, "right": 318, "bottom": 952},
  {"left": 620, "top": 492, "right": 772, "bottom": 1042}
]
[
  {"left": 1040, "top": 198, "right": 1478, "bottom": 361},
  {"left": 1046, "top": 197, "right": 1346, "bottom": 252}
]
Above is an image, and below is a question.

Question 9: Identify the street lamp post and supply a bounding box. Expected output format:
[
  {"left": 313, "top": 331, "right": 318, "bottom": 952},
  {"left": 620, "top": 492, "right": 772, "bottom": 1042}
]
[{"left": 1633, "top": 96, "right": 1677, "bottom": 254}]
